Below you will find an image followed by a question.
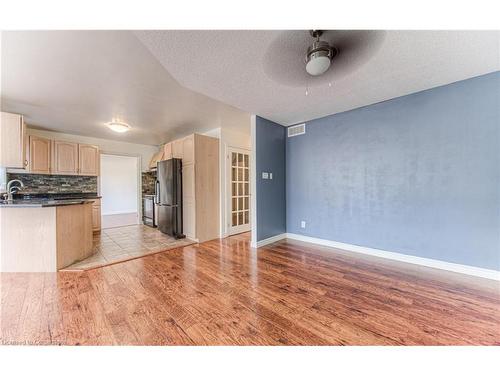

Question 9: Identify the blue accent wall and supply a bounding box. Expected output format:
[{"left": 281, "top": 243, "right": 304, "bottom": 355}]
[
  {"left": 286, "top": 72, "right": 500, "bottom": 270},
  {"left": 256, "top": 116, "right": 286, "bottom": 241}
]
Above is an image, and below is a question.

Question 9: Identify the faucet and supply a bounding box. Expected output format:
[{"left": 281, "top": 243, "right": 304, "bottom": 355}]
[{"left": 6, "top": 179, "right": 24, "bottom": 202}]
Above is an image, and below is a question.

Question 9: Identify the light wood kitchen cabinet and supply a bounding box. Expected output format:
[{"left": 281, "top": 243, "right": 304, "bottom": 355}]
[
  {"left": 0, "top": 112, "right": 27, "bottom": 168},
  {"left": 182, "top": 201, "right": 196, "bottom": 240},
  {"left": 29, "top": 135, "right": 52, "bottom": 174},
  {"left": 148, "top": 149, "right": 164, "bottom": 170},
  {"left": 1, "top": 202, "right": 94, "bottom": 272},
  {"left": 182, "top": 163, "right": 195, "bottom": 199},
  {"left": 78, "top": 144, "right": 99, "bottom": 176},
  {"left": 91, "top": 198, "right": 101, "bottom": 232},
  {"left": 193, "top": 134, "right": 219, "bottom": 243},
  {"left": 182, "top": 134, "right": 219, "bottom": 243},
  {"left": 162, "top": 142, "right": 172, "bottom": 160},
  {"left": 182, "top": 135, "right": 195, "bottom": 164},
  {"left": 53, "top": 140, "right": 78, "bottom": 175},
  {"left": 172, "top": 139, "right": 183, "bottom": 158}
]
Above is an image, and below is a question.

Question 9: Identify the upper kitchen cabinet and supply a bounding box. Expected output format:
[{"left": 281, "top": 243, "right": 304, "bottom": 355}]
[
  {"left": 148, "top": 149, "right": 164, "bottom": 170},
  {"left": 29, "top": 135, "right": 52, "bottom": 174},
  {"left": 182, "top": 135, "right": 194, "bottom": 165},
  {"left": 53, "top": 141, "right": 78, "bottom": 175},
  {"left": 0, "top": 112, "right": 27, "bottom": 169},
  {"left": 78, "top": 144, "right": 100, "bottom": 176},
  {"left": 172, "top": 139, "right": 183, "bottom": 159},
  {"left": 162, "top": 142, "right": 173, "bottom": 160}
]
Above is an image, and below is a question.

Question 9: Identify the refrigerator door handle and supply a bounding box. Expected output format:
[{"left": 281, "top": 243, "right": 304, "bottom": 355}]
[{"left": 155, "top": 180, "right": 160, "bottom": 204}]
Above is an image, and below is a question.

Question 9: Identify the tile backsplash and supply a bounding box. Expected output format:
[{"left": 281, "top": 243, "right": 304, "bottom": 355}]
[
  {"left": 7, "top": 173, "right": 98, "bottom": 194},
  {"left": 141, "top": 171, "right": 156, "bottom": 195}
]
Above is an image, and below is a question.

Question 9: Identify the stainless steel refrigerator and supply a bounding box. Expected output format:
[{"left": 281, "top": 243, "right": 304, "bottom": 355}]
[{"left": 155, "top": 158, "right": 185, "bottom": 238}]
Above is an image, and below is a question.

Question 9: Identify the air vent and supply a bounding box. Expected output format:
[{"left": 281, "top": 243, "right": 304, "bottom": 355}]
[{"left": 287, "top": 123, "right": 306, "bottom": 137}]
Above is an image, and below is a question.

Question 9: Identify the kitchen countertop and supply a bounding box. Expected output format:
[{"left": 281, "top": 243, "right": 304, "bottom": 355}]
[
  {"left": 0, "top": 193, "right": 101, "bottom": 208},
  {"left": 0, "top": 199, "right": 95, "bottom": 208}
]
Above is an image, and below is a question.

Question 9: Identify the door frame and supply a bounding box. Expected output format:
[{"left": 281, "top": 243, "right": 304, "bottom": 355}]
[
  {"left": 226, "top": 146, "right": 251, "bottom": 236},
  {"left": 99, "top": 152, "right": 142, "bottom": 226}
]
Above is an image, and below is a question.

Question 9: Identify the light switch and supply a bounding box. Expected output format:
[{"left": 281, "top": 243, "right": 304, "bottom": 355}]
[
  {"left": 262, "top": 172, "right": 269, "bottom": 179},
  {"left": 301, "top": 221, "right": 306, "bottom": 228},
  {"left": 269, "top": 173, "right": 273, "bottom": 179}
]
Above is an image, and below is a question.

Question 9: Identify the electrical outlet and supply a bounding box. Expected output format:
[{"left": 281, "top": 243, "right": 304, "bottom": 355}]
[
  {"left": 262, "top": 172, "right": 269, "bottom": 179},
  {"left": 301, "top": 220, "right": 306, "bottom": 228}
]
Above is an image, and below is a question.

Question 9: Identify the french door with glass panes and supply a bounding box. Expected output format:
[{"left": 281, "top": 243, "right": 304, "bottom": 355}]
[{"left": 227, "top": 147, "right": 251, "bottom": 235}]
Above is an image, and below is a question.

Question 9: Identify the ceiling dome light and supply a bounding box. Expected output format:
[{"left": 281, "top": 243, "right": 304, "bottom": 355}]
[
  {"left": 107, "top": 121, "right": 131, "bottom": 133},
  {"left": 305, "top": 30, "right": 337, "bottom": 76}
]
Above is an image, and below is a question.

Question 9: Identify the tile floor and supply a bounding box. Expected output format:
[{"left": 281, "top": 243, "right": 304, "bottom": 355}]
[{"left": 63, "top": 224, "right": 194, "bottom": 271}]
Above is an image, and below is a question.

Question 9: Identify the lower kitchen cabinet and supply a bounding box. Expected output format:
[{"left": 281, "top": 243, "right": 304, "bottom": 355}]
[{"left": 92, "top": 198, "right": 101, "bottom": 232}]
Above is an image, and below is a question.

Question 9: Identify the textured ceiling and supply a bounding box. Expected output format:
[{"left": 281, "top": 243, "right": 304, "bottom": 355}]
[
  {"left": 135, "top": 30, "right": 500, "bottom": 125},
  {"left": 1, "top": 31, "right": 250, "bottom": 145}
]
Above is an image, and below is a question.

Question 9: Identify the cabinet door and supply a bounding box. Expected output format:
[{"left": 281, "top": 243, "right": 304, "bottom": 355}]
[
  {"left": 183, "top": 200, "right": 196, "bottom": 240},
  {"left": 78, "top": 144, "right": 99, "bottom": 176},
  {"left": 163, "top": 142, "right": 172, "bottom": 160},
  {"left": 148, "top": 152, "right": 158, "bottom": 170},
  {"left": 92, "top": 200, "right": 101, "bottom": 232},
  {"left": 29, "top": 135, "right": 51, "bottom": 174},
  {"left": 53, "top": 141, "right": 78, "bottom": 175},
  {"left": 172, "top": 139, "right": 183, "bottom": 159},
  {"left": 149, "top": 149, "right": 164, "bottom": 170},
  {"left": 0, "top": 112, "right": 26, "bottom": 168},
  {"left": 182, "top": 164, "right": 195, "bottom": 200},
  {"left": 182, "top": 135, "right": 194, "bottom": 165},
  {"left": 182, "top": 163, "right": 196, "bottom": 240}
]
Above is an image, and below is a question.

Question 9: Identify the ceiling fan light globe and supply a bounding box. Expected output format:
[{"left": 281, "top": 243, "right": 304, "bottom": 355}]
[{"left": 306, "top": 55, "right": 331, "bottom": 76}]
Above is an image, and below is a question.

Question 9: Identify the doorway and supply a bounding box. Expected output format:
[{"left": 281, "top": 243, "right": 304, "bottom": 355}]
[
  {"left": 227, "top": 147, "right": 251, "bottom": 235},
  {"left": 100, "top": 153, "right": 140, "bottom": 229}
]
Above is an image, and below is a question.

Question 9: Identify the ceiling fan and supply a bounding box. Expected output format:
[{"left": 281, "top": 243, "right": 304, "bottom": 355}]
[
  {"left": 262, "top": 30, "right": 386, "bottom": 88},
  {"left": 305, "top": 30, "right": 338, "bottom": 76}
]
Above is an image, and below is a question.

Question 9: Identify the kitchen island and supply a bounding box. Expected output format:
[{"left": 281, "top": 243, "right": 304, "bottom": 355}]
[{"left": 0, "top": 199, "right": 95, "bottom": 272}]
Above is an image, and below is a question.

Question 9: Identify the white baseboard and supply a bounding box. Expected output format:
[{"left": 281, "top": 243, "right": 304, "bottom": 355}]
[
  {"left": 252, "top": 233, "right": 287, "bottom": 248},
  {"left": 254, "top": 232, "right": 500, "bottom": 281}
]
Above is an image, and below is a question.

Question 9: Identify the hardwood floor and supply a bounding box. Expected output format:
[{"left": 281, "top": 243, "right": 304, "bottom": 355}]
[{"left": 1, "top": 232, "right": 499, "bottom": 345}]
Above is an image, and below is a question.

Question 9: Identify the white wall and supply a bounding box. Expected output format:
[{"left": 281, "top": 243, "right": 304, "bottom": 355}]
[
  {"left": 100, "top": 154, "right": 138, "bottom": 215},
  {"left": 22, "top": 127, "right": 158, "bottom": 171}
]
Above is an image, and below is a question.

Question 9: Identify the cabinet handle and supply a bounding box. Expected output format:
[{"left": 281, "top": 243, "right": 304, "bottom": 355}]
[{"left": 24, "top": 160, "right": 28, "bottom": 166}]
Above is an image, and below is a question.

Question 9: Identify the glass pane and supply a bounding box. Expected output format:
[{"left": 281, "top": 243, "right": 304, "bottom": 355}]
[
  {"left": 244, "top": 196, "right": 249, "bottom": 210},
  {"left": 232, "top": 197, "right": 237, "bottom": 212},
  {"left": 232, "top": 183, "right": 237, "bottom": 196},
  {"left": 244, "top": 211, "right": 249, "bottom": 224},
  {"left": 244, "top": 168, "right": 249, "bottom": 182},
  {"left": 232, "top": 152, "right": 237, "bottom": 167},
  {"left": 232, "top": 212, "right": 237, "bottom": 226},
  {"left": 238, "top": 168, "right": 243, "bottom": 181},
  {"left": 238, "top": 183, "right": 244, "bottom": 196},
  {"left": 238, "top": 212, "right": 243, "bottom": 225},
  {"left": 232, "top": 167, "right": 237, "bottom": 182},
  {"left": 244, "top": 154, "right": 249, "bottom": 168},
  {"left": 238, "top": 197, "right": 243, "bottom": 211},
  {"left": 244, "top": 183, "right": 249, "bottom": 195},
  {"left": 238, "top": 153, "right": 244, "bottom": 167}
]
